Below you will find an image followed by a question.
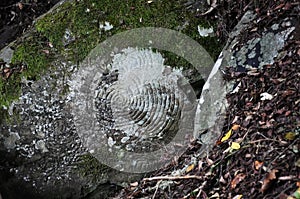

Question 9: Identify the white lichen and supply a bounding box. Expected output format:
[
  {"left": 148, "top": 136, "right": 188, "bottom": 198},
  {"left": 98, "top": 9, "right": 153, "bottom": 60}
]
[
  {"left": 99, "top": 21, "right": 113, "bottom": 31},
  {"left": 197, "top": 25, "right": 214, "bottom": 37}
]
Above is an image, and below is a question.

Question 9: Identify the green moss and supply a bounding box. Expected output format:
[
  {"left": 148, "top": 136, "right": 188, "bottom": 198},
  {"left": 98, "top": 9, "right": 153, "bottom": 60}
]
[
  {"left": 75, "top": 153, "right": 111, "bottom": 183},
  {"left": 11, "top": 37, "right": 51, "bottom": 79},
  {"left": 159, "top": 50, "right": 193, "bottom": 70},
  {"left": 35, "top": 0, "right": 223, "bottom": 66},
  {"left": 1, "top": 0, "right": 224, "bottom": 109},
  {"left": 184, "top": 15, "right": 223, "bottom": 61},
  {"left": 0, "top": 76, "right": 20, "bottom": 108},
  {"left": 0, "top": 34, "right": 51, "bottom": 108},
  {"left": 35, "top": 0, "right": 193, "bottom": 63}
]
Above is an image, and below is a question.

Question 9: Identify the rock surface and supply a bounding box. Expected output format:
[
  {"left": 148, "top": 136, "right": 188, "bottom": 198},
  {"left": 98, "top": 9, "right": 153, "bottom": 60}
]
[
  {"left": 0, "top": 0, "right": 297, "bottom": 199},
  {"left": 0, "top": 0, "right": 214, "bottom": 198}
]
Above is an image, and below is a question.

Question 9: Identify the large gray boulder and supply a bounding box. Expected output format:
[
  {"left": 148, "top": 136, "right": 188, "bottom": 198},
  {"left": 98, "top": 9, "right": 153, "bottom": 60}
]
[{"left": 0, "top": 0, "right": 297, "bottom": 198}]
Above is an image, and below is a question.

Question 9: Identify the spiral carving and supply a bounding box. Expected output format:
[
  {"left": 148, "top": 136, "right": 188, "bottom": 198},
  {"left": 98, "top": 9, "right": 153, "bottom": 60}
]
[{"left": 94, "top": 48, "right": 187, "bottom": 152}]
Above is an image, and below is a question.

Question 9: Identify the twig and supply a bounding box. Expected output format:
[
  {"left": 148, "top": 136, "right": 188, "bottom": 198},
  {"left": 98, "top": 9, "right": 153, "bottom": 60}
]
[
  {"left": 278, "top": 176, "right": 297, "bottom": 181},
  {"left": 267, "top": 138, "right": 299, "bottom": 167},
  {"left": 183, "top": 181, "right": 207, "bottom": 199},
  {"left": 198, "top": 0, "right": 218, "bottom": 16},
  {"left": 143, "top": 175, "right": 203, "bottom": 181},
  {"left": 152, "top": 180, "right": 162, "bottom": 199},
  {"left": 241, "top": 129, "right": 250, "bottom": 142},
  {"left": 196, "top": 181, "right": 207, "bottom": 199},
  {"left": 248, "top": 138, "right": 281, "bottom": 144}
]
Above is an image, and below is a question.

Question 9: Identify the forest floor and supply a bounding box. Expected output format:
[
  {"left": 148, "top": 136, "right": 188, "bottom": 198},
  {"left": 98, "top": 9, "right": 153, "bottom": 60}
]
[
  {"left": 115, "top": 1, "right": 300, "bottom": 199},
  {"left": 0, "top": 0, "right": 299, "bottom": 199}
]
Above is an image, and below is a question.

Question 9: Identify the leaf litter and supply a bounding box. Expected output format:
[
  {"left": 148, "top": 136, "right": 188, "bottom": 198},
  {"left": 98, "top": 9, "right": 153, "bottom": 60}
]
[{"left": 115, "top": 0, "right": 300, "bottom": 198}]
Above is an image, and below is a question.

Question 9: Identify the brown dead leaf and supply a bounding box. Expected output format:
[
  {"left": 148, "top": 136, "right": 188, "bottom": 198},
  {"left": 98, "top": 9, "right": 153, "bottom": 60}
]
[
  {"left": 254, "top": 161, "right": 264, "bottom": 170},
  {"left": 278, "top": 193, "right": 289, "bottom": 199},
  {"left": 186, "top": 164, "right": 195, "bottom": 173},
  {"left": 3, "top": 68, "right": 11, "bottom": 79},
  {"left": 282, "top": 89, "right": 296, "bottom": 97},
  {"left": 231, "top": 173, "right": 246, "bottom": 189},
  {"left": 232, "top": 124, "right": 240, "bottom": 131},
  {"left": 284, "top": 110, "right": 291, "bottom": 116},
  {"left": 261, "top": 169, "right": 278, "bottom": 192}
]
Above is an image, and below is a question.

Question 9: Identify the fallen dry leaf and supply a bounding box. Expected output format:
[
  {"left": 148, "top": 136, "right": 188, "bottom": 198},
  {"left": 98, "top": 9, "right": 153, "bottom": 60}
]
[
  {"left": 219, "top": 175, "right": 226, "bottom": 184},
  {"left": 232, "top": 195, "right": 243, "bottom": 199},
  {"left": 260, "top": 92, "right": 274, "bottom": 100},
  {"left": 231, "top": 142, "right": 241, "bottom": 150},
  {"left": 186, "top": 164, "right": 195, "bottom": 173},
  {"left": 254, "top": 161, "right": 264, "bottom": 170},
  {"left": 282, "top": 89, "right": 296, "bottom": 97},
  {"left": 210, "top": 192, "right": 220, "bottom": 198},
  {"left": 3, "top": 68, "right": 11, "bottom": 79},
  {"left": 232, "top": 124, "right": 240, "bottom": 131},
  {"left": 284, "top": 132, "right": 297, "bottom": 140},
  {"left": 261, "top": 169, "right": 278, "bottom": 192},
  {"left": 231, "top": 173, "right": 246, "bottom": 189},
  {"left": 231, "top": 116, "right": 239, "bottom": 124},
  {"left": 221, "top": 129, "right": 232, "bottom": 142}
]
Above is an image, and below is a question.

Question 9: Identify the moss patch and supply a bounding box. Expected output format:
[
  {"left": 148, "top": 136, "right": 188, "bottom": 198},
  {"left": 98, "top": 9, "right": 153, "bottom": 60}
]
[
  {"left": 11, "top": 36, "right": 51, "bottom": 79},
  {"left": 1, "top": 0, "right": 224, "bottom": 109},
  {"left": 0, "top": 33, "right": 52, "bottom": 108},
  {"left": 35, "top": 0, "right": 222, "bottom": 62},
  {"left": 75, "top": 153, "right": 111, "bottom": 183}
]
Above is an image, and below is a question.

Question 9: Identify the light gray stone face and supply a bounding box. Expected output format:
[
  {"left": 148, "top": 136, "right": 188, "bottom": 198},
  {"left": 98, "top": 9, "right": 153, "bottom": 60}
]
[
  {"left": 0, "top": 60, "right": 88, "bottom": 197},
  {"left": 0, "top": 46, "right": 14, "bottom": 63},
  {"left": 70, "top": 44, "right": 198, "bottom": 173},
  {"left": 228, "top": 21, "right": 295, "bottom": 69},
  {"left": 89, "top": 48, "right": 187, "bottom": 152},
  {"left": 4, "top": 132, "right": 20, "bottom": 149}
]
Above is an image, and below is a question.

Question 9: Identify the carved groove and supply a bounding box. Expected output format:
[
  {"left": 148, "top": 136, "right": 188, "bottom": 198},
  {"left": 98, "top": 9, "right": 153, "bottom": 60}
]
[{"left": 94, "top": 48, "right": 185, "bottom": 152}]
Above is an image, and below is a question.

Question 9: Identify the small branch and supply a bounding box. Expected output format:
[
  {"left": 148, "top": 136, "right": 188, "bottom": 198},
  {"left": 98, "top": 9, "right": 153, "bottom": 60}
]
[
  {"left": 278, "top": 176, "right": 297, "bottom": 181},
  {"left": 183, "top": 181, "right": 207, "bottom": 199},
  {"left": 248, "top": 138, "right": 280, "bottom": 144},
  {"left": 198, "top": 0, "right": 218, "bottom": 16},
  {"left": 143, "top": 175, "right": 203, "bottom": 181},
  {"left": 268, "top": 138, "right": 299, "bottom": 167},
  {"left": 196, "top": 181, "right": 207, "bottom": 199},
  {"left": 152, "top": 180, "right": 162, "bottom": 199}
]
